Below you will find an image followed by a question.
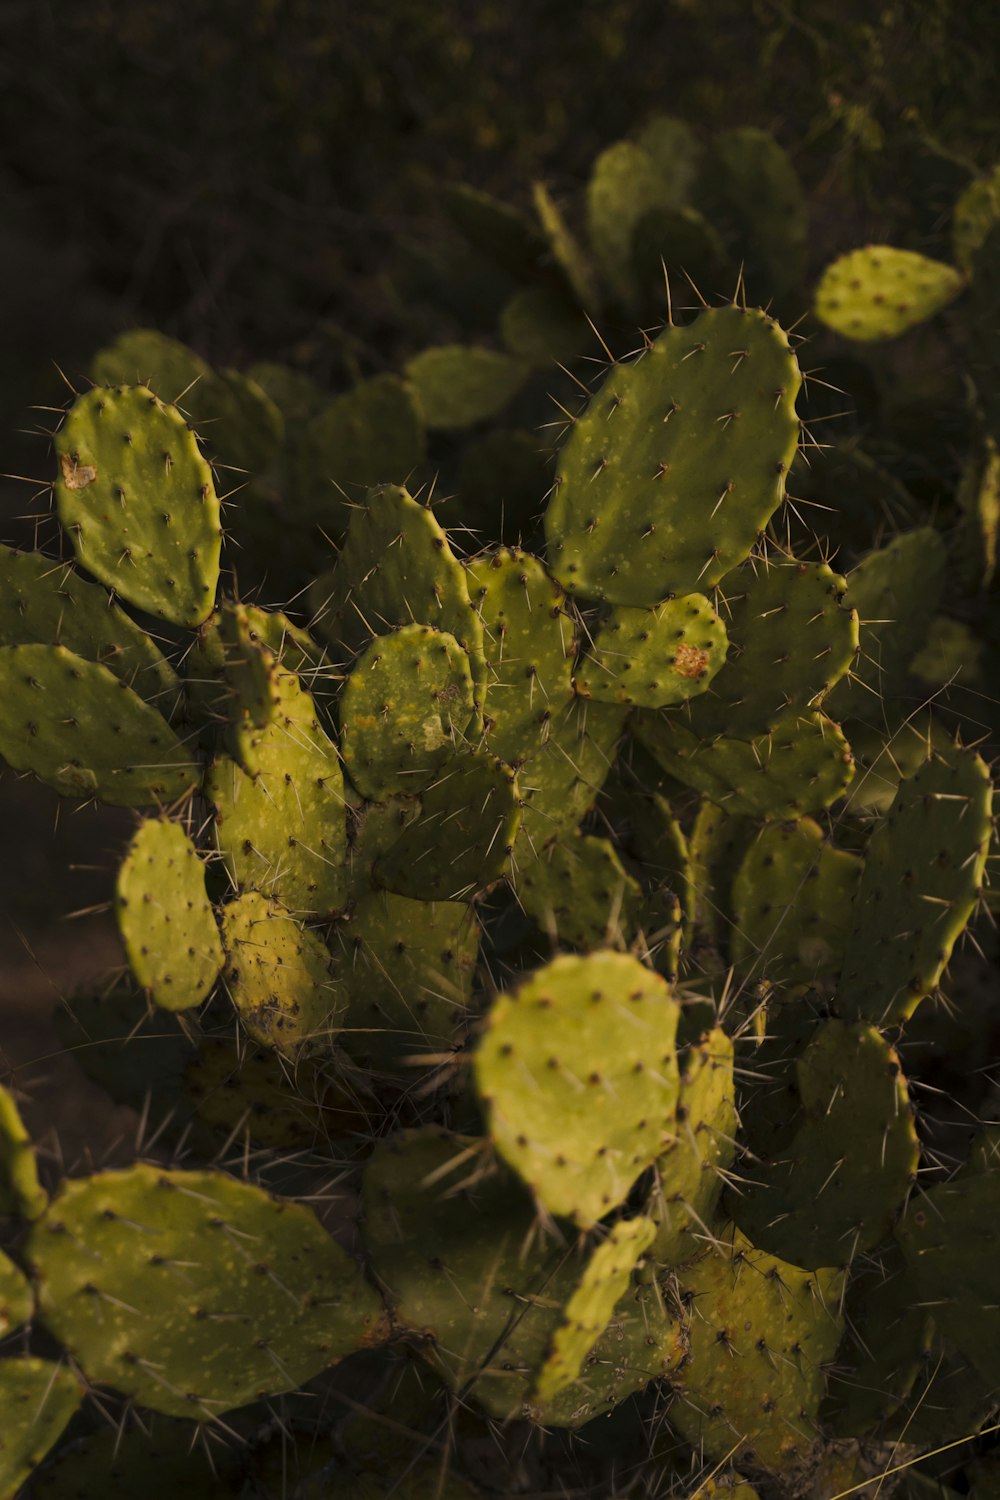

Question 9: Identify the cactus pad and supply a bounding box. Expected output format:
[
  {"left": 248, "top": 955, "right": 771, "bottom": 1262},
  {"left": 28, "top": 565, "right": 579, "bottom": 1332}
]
[
  {"left": 695, "top": 127, "right": 807, "bottom": 300},
  {"left": 474, "top": 950, "right": 680, "bottom": 1226},
  {"left": 219, "top": 600, "right": 282, "bottom": 740},
  {"left": 0, "top": 1084, "right": 47, "bottom": 1220},
  {"left": 952, "top": 163, "right": 1000, "bottom": 272},
  {"left": 0, "top": 644, "right": 198, "bottom": 805},
  {"left": 0, "top": 1359, "right": 83, "bottom": 1499},
  {"left": 295, "top": 374, "right": 425, "bottom": 528},
  {"left": 652, "top": 1027, "right": 737, "bottom": 1266},
  {"left": 405, "top": 346, "right": 528, "bottom": 430},
  {"left": 115, "top": 818, "right": 223, "bottom": 1011},
  {"left": 586, "top": 140, "right": 674, "bottom": 309},
  {"left": 54, "top": 384, "right": 221, "bottom": 626},
  {"left": 0, "top": 1250, "right": 32, "bottom": 1336},
  {"left": 517, "top": 698, "right": 626, "bottom": 850},
  {"left": 686, "top": 800, "right": 757, "bottom": 947},
  {"left": 27, "top": 1164, "right": 387, "bottom": 1418},
  {"left": 574, "top": 594, "right": 728, "bottom": 709},
  {"left": 220, "top": 893, "right": 343, "bottom": 1057},
  {"left": 544, "top": 304, "right": 802, "bottom": 606},
  {"left": 814, "top": 246, "right": 965, "bottom": 341},
  {"left": 516, "top": 833, "right": 641, "bottom": 950}
]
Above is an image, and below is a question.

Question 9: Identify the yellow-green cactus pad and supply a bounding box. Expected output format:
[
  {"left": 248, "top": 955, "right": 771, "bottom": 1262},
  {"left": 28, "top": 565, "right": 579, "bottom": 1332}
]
[
  {"left": 0, "top": 1359, "right": 83, "bottom": 1500},
  {"left": 219, "top": 599, "right": 282, "bottom": 740},
  {"left": 220, "top": 893, "right": 343, "bottom": 1057},
  {"left": 686, "top": 800, "right": 757, "bottom": 947},
  {"left": 516, "top": 833, "right": 642, "bottom": 950},
  {"left": 517, "top": 697, "right": 626, "bottom": 851},
  {"left": 574, "top": 594, "right": 728, "bottom": 709},
  {"left": 405, "top": 346, "right": 528, "bottom": 430},
  {"left": 953, "top": 163, "right": 1000, "bottom": 272},
  {"left": 0, "top": 1250, "right": 32, "bottom": 1336},
  {"left": 0, "top": 1084, "right": 46, "bottom": 1220},
  {"left": 652, "top": 1027, "right": 737, "bottom": 1266},
  {"left": 814, "top": 245, "right": 964, "bottom": 341}
]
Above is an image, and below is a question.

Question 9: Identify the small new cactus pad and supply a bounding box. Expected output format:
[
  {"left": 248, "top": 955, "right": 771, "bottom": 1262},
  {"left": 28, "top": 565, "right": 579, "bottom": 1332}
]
[
  {"left": 207, "top": 668, "right": 347, "bottom": 916},
  {"left": 730, "top": 1021, "right": 918, "bottom": 1269},
  {"left": 0, "top": 1250, "right": 32, "bottom": 1336},
  {"left": 0, "top": 644, "right": 198, "bottom": 805},
  {"left": 54, "top": 384, "right": 221, "bottom": 626},
  {"left": 586, "top": 140, "right": 675, "bottom": 309},
  {"left": 952, "top": 163, "right": 1000, "bottom": 272},
  {"left": 474, "top": 950, "right": 681, "bottom": 1226},
  {"left": 339, "top": 625, "right": 476, "bottom": 800},
  {"left": 295, "top": 374, "right": 425, "bottom": 528},
  {"left": 544, "top": 303, "right": 802, "bottom": 606},
  {"left": 838, "top": 746, "right": 992, "bottom": 1026},
  {"left": 27, "top": 1164, "right": 387, "bottom": 1418},
  {"left": 0, "top": 545, "right": 179, "bottom": 707},
  {"left": 633, "top": 709, "right": 854, "bottom": 819},
  {"left": 0, "top": 1084, "right": 47, "bottom": 1220},
  {"left": 651, "top": 1028, "right": 737, "bottom": 1266},
  {"left": 730, "top": 819, "right": 862, "bottom": 984},
  {"left": 532, "top": 181, "right": 599, "bottom": 310},
  {"left": 0, "top": 1359, "right": 83, "bottom": 1499},
  {"left": 532, "top": 1215, "right": 656, "bottom": 1404},
  {"left": 814, "top": 245, "right": 965, "bottom": 341},
  {"left": 219, "top": 600, "right": 282, "bottom": 737},
  {"left": 516, "top": 834, "right": 641, "bottom": 950},
  {"left": 374, "top": 751, "right": 520, "bottom": 901},
  {"left": 466, "top": 548, "right": 575, "bottom": 768},
  {"left": 115, "top": 818, "right": 223, "bottom": 1011},
  {"left": 404, "top": 346, "right": 528, "bottom": 430},
  {"left": 333, "top": 891, "right": 478, "bottom": 1077},
  {"left": 684, "top": 560, "right": 857, "bottom": 740},
  {"left": 670, "top": 1230, "right": 844, "bottom": 1474},
  {"left": 517, "top": 698, "right": 626, "bottom": 850},
  {"left": 220, "top": 893, "right": 343, "bottom": 1057},
  {"left": 573, "top": 594, "right": 728, "bottom": 709}
]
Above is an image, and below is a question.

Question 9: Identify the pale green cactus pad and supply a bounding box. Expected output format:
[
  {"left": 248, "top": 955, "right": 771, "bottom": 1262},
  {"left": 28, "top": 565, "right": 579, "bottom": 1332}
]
[
  {"left": 838, "top": 746, "right": 992, "bottom": 1026},
  {"left": 220, "top": 893, "right": 342, "bottom": 1057},
  {"left": 54, "top": 384, "right": 221, "bottom": 626},
  {"left": 573, "top": 594, "right": 728, "bottom": 709},
  {"left": 814, "top": 245, "right": 965, "bottom": 341},
  {"left": 0, "top": 545, "right": 179, "bottom": 708},
  {"left": 474, "top": 950, "right": 680, "bottom": 1226},
  {"left": 515, "top": 833, "right": 642, "bottom": 950},
  {"left": 0, "top": 1250, "right": 32, "bottom": 1336},
  {"left": 404, "top": 346, "right": 528, "bottom": 429},
  {"left": 545, "top": 303, "right": 801, "bottom": 606},
  {"left": 0, "top": 644, "right": 198, "bottom": 806},
  {"left": 115, "top": 818, "right": 223, "bottom": 1011},
  {"left": 339, "top": 625, "right": 477, "bottom": 800},
  {"left": 27, "top": 1164, "right": 387, "bottom": 1418},
  {"left": 730, "top": 1021, "right": 918, "bottom": 1268},
  {"left": 0, "top": 1084, "right": 47, "bottom": 1220},
  {"left": 0, "top": 1359, "right": 83, "bottom": 1500},
  {"left": 651, "top": 1027, "right": 737, "bottom": 1266}
]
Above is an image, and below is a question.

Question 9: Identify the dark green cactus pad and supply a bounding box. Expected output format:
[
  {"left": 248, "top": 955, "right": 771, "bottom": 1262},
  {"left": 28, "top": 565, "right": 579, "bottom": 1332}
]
[
  {"left": 54, "top": 384, "right": 221, "bottom": 627},
  {"left": 952, "top": 162, "right": 1000, "bottom": 272},
  {"left": 0, "top": 644, "right": 199, "bottom": 806},
  {"left": 730, "top": 1021, "right": 918, "bottom": 1269},
  {"left": 374, "top": 751, "right": 520, "bottom": 901},
  {"left": 0, "top": 1083, "right": 46, "bottom": 1220},
  {"left": 28, "top": 1420, "right": 244, "bottom": 1500},
  {"left": 532, "top": 182, "right": 599, "bottom": 310},
  {"left": 207, "top": 667, "right": 347, "bottom": 917},
  {"left": 115, "top": 818, "right": 223, "bottom": 1012},
  {"left": 586, "top": 140, "right": 678, "bottom": 309},
  {"left": 574, "top": 594, "right": 728, "bottom": 709},
  {"left": 670, "top": 1229, "right": 844, "bottom": 1474},
  {"left": 195, "top": 365, "right": 284, "bottom": 482},
  {"left": 474, "top": 950, "right": 680, "bottom": 1226},
  {"left": 838, "top": 746, "right": 992, "bottom": 1026},
  {"left": 466, "top": 548, "right": 575, "bottom": 768},
  {"left": 545, "top": 303, "right": 801, "bottom": 607},
  {"left": 54, "top": 983, "right": 193, "bottom": 1127},
  {"left": 841, "top": 712, "right": 956, "bottom": 817},
  {"left": 633, "top": 708, "right": 855, "bottom": 820},
  {"left": 294, "top": 374, "right": 425, "bottom": 529},
  {"left": 248, "top": 361, "right": 325, "bottom": 422},
  {"left": 456, "top": 429, "right": 552, "bottom": 547},
  {"left": 814, "top": 245, "right": 965, "bottom": 341},
  {"left": 517, "top": 698, "right": 626, "bottom": 851},
  {"left": 0, "top": 1250, "right": 32, "bottom": 1335},
  {"left": 0, "top": 545, "right": 179, "bottom": 708},
  {"left": 651, "top": 1027, "right": 737, "bottom": 1266},
  {"left": 883, "top": 1336, "right": 998, "bottom": 1448},
  {"left": 404, "top": 346, "right": 528, "bottom": 430},
  {"left": 0, "top": 1359, "right": 83, "bottom": 1499},
  {"left": 220, "top": 893, "right": 343, "bottom": 1057},
  {"left": 730, "top": 819, "right": 862, "bottom": 985},
  {"left": 604, "top": 773, "right": 696, "bottom": 938},
  {"left": 90, "top": 327, "right": 212, "bottom": 403},
  {"left": 340, "top": 625, "right": 477, "bottom": 801},
  {"left": 333, "top": 891, "right": 478, "bottom": 1078},
  {"left": 632, "top": 114, "right": 702, "bottom": 201},
  {"left": 685, "top": 560, "right": 857, "bottom": 740},
  {"left": 444, "top": 182, "right": 546, "bottom": 279},
  {"left": 346, "top": 793, "right": 423, "bottom": 897},
  {"left": 515, "top": 834, "right": 641, "bottom": 950},
  {"left": 694, "top": 127, "right": 807, "bottom": 300},
  {"left": 631, "top": 207, "right": 729, "bottom": 303},
  {"left": 499, "top": 285, "right": 588, "bottom": 367},
  {"left": 965, "top": 222, "right": 1000, "bottom": 449},
  {"left": 27, "top": 1164, "right": 388, "bottom": 1418},
  {"left": 687, "top": 799, "right": 757, "bottom": 947}
]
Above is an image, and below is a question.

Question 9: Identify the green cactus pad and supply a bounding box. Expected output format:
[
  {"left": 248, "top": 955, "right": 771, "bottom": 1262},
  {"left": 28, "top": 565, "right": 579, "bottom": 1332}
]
[
  {"left": 730, "top": 819, "right": 862, "bottom": 985},
  {"left": 220, "top": 893, "right": 343, "bottom": 1057},
  {"left": 685, "top": 560, "right": 857, "bottom": 740},
  {"left": 838, "top": 746, "right": 992, "bottom": 1026},
  {"left": 247, "top": 361, "right": 325, "bottom": 422},
  {"left": 695, "top": 127, "right": 807, "bottom": 300},
  {"left": 466, "top": 548, "right": 575, "bottom": 767},
  {"left": 966, "top": 222, "right": 1000, "bottom": 449},
  {"left": 516, "top": 834, "right": 641, "bottom": 950},
  {"left": 0, "top": 1250, "right": 32, "bottom": 1335},
  {"left": 532, "top": 1216, "right": 656, "bottom": 1404},
  {"left": 375, "top": 751, "right": 520, "bottom": 901},
  {"left": 0, "top": 1359, "right": 83, "bottom": 1499},
  {"left": 545, "top": 304, "right": 802, "bottom": 606},
  {"left": 27, "top": 1420, "right": 244, "bottom": 1500},
  {"left": 586, "top": 141, "right": 677, "bottom": 309},
  {"left": 574, "top": 594, "right": 728, "bottom": 709},
  {"left": 605, "top": 774, "right": 696, "bottom": 938},
  {"left": 634, "top": 708, "right": 854, "bottom": 820},
  {"left": 333, "top": 891, "right": 478, "bottom": 1078},
  {"left": 686, "top": 800, "right": 757, "bottom": 947},
  {"left": 207, "top": 668, "right": 347, "bottom": 917},
  {"left": 953, "top": 163, "right": 1000, "bottom": 273},
  {"left": 91, "top": 327, "right": 212, "bottom": 402},
  {"left": 294, "top": 374, "right": 425, "bottom": 528},
  {"left": 651, "top": 1027, "right": 737, "bottom": 1266},
  {"left": 671, "top": 1230, "right": 844, "bottom": 1473},
  {"left": 0, "top": 644, "right": 198, "bottom": 806},
  {"left": 404, "top": 346, "right": 528, "bottom": 430},
  {"left": 532, "top": 182, "right": 599, "bottom": 310},
  {"left": 27, "top": 1164, "right": 387, "bottom": 1418},
  {"left": 0, "top": 1084, "right": 46, "bottom": 1221},
  {"left": 54, "top": 983, "right": 193, "bottom": 1128},
  {"left": 55, "top": 384, "right": 220, "bottom": 626},
  {"left": 730, "top": 1021, "right": 918, "bottom": 1268},
  {"left": 841, "top": 712, "right": 956, "bottom": 817},
  {"left": 340, "top": 625, "right": 476, "bottom": 801},
  {"left": 474, "top": 950, "right": 680, "bottom": 1226},
  {"left": 0, "top": 545, "right": 179, "bottom": 708},
  {"left": 517, "top": 698, "right": 626, "bottom": 851},
  {"left": 499, "top": 285, "right": 588, "bottom": 367},
  {"left": 219, "top": 600, "right": 282, "bottom": 733},
  {"left": 115, "top": 818, "right": 223, "bottom": 1011},
  {"left": 814, "top": 245, "right": 965, "bottom": 341}
]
